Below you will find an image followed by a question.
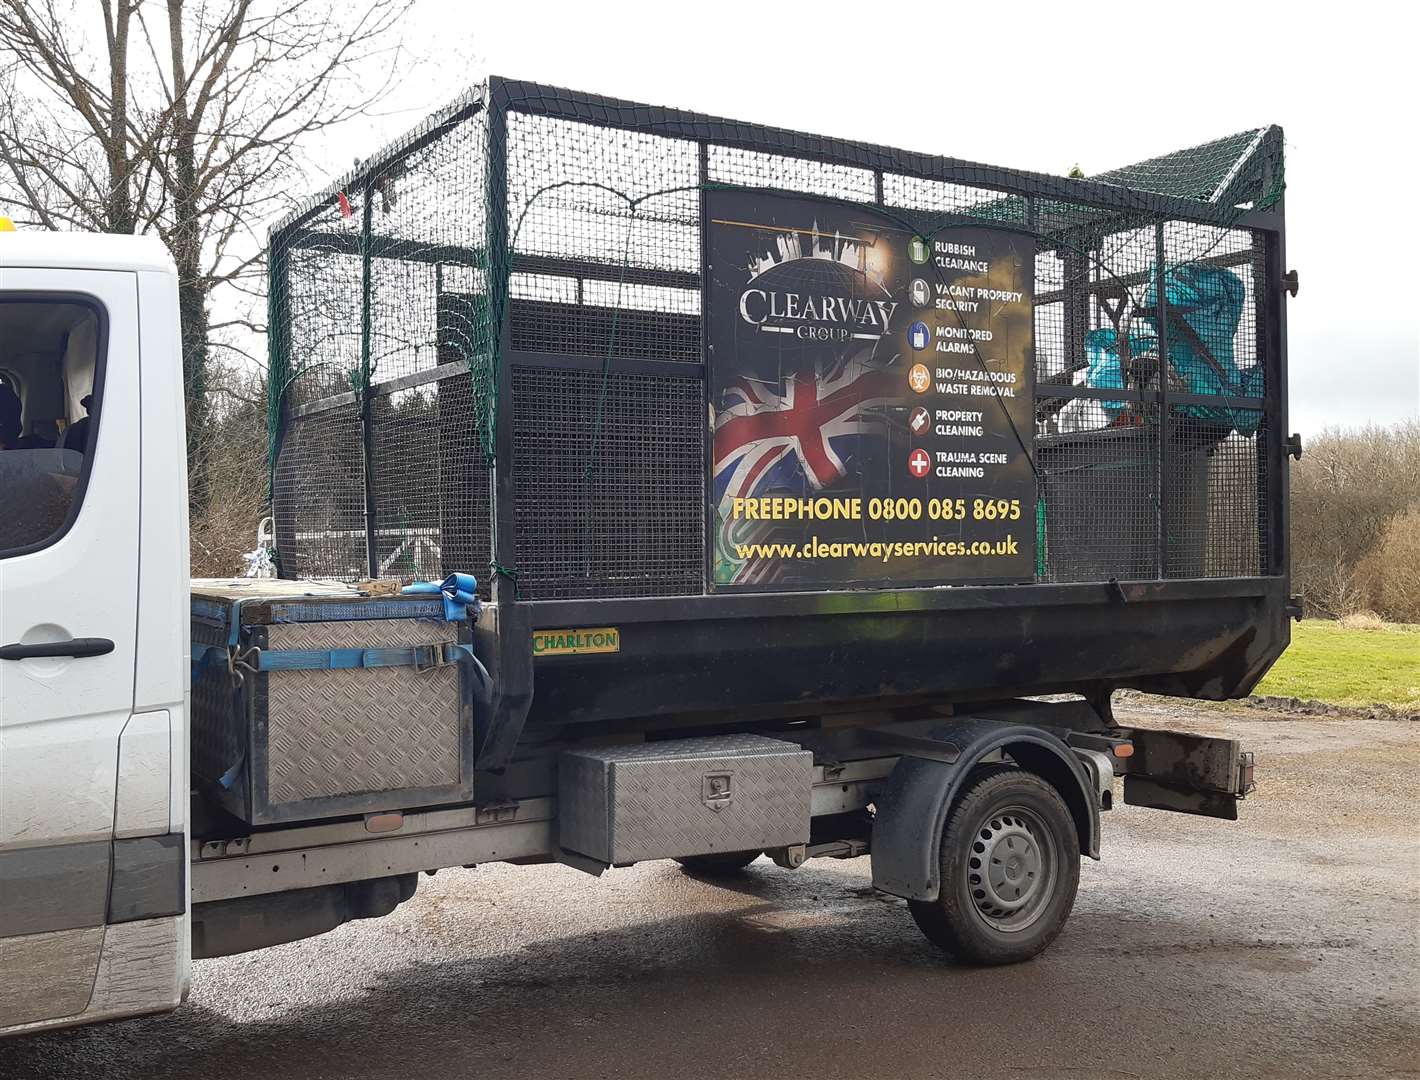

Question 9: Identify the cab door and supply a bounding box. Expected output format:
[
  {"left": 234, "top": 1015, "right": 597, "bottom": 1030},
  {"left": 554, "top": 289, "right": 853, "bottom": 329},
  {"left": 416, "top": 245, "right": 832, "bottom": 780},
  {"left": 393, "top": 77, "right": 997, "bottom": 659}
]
[{"left": 0, "top": 265, "right": 185, "bottom": 1034}]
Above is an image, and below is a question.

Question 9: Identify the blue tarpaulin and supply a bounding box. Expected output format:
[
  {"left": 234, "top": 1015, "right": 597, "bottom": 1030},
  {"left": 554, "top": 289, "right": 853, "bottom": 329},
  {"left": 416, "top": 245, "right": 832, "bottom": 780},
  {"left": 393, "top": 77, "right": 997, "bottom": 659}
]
[
  {"left": 1084, "top": 265, "right": 1262, "bottom": 435},
  {"left": 1086, "top": 327, "right": 1155, "bottom": 414}
]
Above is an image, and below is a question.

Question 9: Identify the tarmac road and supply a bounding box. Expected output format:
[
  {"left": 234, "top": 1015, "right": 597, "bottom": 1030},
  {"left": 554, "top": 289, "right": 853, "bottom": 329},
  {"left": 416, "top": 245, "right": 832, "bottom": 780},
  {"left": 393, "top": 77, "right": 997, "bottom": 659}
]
[{"left": 2, "top": 703, "right": 1416, "bottom": 1080}]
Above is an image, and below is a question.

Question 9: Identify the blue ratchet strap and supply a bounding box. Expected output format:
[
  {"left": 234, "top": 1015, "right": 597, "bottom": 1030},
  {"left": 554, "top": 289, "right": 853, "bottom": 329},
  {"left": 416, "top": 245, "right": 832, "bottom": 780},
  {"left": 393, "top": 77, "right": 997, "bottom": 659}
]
[
  {"left": 226, "top": 597, "right": 253, "bottom": 645},
  {"left": 253, "top": 640, "right": 474, "bottom": 673},
  {"left": 190, "top": 642, "right": 228, "bottom": 682},
  {"left": 188, "top": 596, "right": 253, "bottom": 680},
  {"left": 401, "top": 573, "right": 479, "bottom": 621},
  {"left": 189, "top": 595, "right": 256, "bottom": 679},
  {"left": 197, "top": 607, "right": 253, "bottom": 788},
  {"left": 218, "top": 753, "right": 246, "bottom": 790}
]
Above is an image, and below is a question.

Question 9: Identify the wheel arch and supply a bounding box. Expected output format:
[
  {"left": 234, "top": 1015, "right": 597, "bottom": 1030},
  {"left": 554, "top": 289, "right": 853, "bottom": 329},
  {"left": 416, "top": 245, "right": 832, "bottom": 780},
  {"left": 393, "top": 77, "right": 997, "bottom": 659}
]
[
  {"left": 1005, "top": 741, "right": 1097, "bottom": 861},
  {"left": 871, "top": 720, "right": 1099, "bottom": 902}
]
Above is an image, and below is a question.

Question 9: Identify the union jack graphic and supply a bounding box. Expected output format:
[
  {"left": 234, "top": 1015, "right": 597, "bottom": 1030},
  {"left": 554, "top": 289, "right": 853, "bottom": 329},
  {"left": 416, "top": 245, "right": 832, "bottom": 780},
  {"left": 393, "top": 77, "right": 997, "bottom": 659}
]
[
  {"left": 713, "top": 361, "right": 896, "bottom": 505},
  {"left": 713, "top": 361, "right": 896, "bottom": 585}
]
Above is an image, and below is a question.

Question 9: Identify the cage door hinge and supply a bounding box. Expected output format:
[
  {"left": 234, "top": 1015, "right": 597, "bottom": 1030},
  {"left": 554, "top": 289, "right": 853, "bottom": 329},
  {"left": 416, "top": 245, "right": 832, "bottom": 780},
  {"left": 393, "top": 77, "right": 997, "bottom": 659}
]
[
  {"left": 1282, "top": 269, "right": 1299, "bottom": 297},
  {"left": 1285, "top": 433, "right": 1303, "bottom": 460}
]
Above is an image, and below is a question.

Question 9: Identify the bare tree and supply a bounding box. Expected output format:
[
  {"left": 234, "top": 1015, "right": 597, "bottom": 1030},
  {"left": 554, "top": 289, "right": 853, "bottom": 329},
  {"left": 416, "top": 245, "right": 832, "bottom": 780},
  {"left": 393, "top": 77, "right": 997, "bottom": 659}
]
[
  {"left": 0, "top": 0, "right": 411, "bottom": 492},
  {"left": 1290, "top": 420, "right": 1420, "bottom": 618},
  {"left": 189, "top": 355, "right": 270, "bottom": 576}
]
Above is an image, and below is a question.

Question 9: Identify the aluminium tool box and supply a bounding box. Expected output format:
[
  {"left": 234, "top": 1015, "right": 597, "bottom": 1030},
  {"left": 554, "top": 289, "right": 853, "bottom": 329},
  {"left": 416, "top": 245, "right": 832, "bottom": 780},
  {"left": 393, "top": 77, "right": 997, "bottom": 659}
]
[
  {"left": 190, "top": 579, "right": 478, "bottom": 825},
  {"left": 558, "top": 735, "right": 814, "bottom": 864}
]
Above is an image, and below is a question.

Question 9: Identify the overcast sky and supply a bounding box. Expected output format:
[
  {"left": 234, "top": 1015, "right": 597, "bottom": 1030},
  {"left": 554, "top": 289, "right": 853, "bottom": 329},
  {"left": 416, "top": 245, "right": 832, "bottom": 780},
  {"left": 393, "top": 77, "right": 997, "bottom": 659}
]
[{"left": 307, "top": 0, "right": 1417, "bottom": 437}]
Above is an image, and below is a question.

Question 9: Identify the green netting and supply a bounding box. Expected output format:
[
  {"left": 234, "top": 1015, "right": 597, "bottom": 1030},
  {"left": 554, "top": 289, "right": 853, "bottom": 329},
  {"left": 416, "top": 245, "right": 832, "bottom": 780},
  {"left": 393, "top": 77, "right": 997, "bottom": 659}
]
[
  {"left": 265, "top": 77, "right": 1284, "bottom": 593},
  {"left": 1094, "top": 128, "right": 1281, "bottom": 205},
  {"left": 267, "top": 89, "right": 497, "bottom": 583}
]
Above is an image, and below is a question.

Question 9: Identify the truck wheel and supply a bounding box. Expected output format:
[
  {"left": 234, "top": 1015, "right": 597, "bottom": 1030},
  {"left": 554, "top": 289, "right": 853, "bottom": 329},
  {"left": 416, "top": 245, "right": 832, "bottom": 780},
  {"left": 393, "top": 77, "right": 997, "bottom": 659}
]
[
  {"left": 908, "top": 766, "right": 1079, "bottom": 965},
  {"left": 674, "top": 850, "right": 761, "bottom": 875}
]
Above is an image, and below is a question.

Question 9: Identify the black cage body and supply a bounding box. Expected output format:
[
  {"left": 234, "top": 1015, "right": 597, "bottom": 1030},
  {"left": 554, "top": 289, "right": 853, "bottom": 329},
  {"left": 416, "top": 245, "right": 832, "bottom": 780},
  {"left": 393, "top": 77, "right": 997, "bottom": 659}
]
[{"left": 267, "top": 78, "right": 1291, "bottom": 758}]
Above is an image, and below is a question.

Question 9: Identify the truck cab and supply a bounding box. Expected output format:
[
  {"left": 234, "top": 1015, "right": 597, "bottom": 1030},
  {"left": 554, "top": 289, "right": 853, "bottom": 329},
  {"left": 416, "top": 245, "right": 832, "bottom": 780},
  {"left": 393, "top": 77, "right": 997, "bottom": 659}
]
[{"left": 0, "top": 230, "right": 190, "bottom": 1034}]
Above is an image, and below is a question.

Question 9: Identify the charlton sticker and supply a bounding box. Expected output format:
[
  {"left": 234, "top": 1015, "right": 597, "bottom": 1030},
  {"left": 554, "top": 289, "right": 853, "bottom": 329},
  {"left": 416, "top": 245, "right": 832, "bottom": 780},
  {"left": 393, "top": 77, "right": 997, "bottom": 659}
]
[{"left": 908, "top": 448, "right": 931, "bottom": 478}]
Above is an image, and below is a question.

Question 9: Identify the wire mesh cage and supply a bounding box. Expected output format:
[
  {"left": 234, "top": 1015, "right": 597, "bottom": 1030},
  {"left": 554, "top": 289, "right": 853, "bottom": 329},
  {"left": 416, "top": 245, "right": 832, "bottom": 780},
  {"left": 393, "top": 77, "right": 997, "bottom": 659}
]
[{"left": 267, "top": 78, "right": 1286, "bottom": 602}]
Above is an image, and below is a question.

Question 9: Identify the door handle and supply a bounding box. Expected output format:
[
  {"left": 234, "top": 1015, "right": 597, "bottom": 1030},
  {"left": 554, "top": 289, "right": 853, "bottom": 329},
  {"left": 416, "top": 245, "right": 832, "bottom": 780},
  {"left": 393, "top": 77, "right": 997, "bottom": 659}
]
[{"left": 0, "top": 637, "right": 116, "bottom": 661}]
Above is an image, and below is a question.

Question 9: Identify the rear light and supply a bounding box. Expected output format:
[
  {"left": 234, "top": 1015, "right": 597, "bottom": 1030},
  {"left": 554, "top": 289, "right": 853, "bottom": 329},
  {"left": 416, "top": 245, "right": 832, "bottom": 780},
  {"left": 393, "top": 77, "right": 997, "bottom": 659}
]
[{"left": 1236, "top": 752, "right": 1256, "bottom": 796}]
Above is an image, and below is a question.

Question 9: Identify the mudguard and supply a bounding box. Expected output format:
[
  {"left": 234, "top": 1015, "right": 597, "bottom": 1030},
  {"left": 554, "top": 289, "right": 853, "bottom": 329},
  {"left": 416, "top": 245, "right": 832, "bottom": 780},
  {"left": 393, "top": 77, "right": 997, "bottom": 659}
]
[{"left": 871, "top": 717, "right": 1099, "bottom": 901}]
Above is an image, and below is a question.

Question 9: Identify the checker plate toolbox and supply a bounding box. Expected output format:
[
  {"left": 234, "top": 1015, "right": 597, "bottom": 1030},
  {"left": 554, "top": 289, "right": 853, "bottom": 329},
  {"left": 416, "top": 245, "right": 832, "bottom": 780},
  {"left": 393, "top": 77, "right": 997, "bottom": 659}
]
[
  {"left": 190, "top": 581, "right": 477, "bottom": 825},
  {"left": 264, "top": 77, "right": 1292, "bottom": 780},
  {"left": 558, "top": 736, "right": 814, "bottom": 864}
]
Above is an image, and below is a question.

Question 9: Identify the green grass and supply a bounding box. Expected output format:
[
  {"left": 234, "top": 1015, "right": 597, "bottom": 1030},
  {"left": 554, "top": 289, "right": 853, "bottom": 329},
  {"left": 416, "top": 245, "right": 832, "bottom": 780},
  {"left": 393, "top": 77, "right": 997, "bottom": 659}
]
[{"left": 1256, "top": 621, "right": 1420, "bottom": 709}]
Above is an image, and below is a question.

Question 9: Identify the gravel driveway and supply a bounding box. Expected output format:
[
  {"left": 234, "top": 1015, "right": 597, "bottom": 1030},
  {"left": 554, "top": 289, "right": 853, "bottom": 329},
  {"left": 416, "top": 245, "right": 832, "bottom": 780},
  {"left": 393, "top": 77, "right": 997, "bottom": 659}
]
[{"left": 3, "top": 702, "right": 1416, "bottom": 1080}]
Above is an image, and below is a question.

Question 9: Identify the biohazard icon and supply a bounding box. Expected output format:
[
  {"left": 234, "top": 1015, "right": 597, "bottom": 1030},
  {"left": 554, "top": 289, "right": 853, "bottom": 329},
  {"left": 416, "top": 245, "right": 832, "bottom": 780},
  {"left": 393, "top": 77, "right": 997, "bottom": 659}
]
[
  {"left": 909, "top": 406, "right": 930, "bottom": 434},
  {"left": 908, "top": 448, "right": 931, "bottom": 478},
  {"left": 908, "top": 363, "right": 931, "bottom": 394}
]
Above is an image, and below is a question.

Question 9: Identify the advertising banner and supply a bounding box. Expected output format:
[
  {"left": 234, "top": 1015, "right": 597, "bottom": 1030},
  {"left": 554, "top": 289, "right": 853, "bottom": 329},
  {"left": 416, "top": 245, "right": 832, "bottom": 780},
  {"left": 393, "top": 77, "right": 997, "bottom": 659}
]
[{"left": 706, "top": 189, "right": 1036, "bottom": 589}]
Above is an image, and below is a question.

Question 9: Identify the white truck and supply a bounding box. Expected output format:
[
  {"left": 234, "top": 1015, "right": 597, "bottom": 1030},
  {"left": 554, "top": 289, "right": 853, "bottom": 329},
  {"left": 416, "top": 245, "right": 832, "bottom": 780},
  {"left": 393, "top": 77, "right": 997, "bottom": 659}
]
[
  {"left": 1, "top": 232, "right": 192, "bottom": 1034},
  {"left": 0, "top": 84, "right": 1282, "bottom": 1037}
]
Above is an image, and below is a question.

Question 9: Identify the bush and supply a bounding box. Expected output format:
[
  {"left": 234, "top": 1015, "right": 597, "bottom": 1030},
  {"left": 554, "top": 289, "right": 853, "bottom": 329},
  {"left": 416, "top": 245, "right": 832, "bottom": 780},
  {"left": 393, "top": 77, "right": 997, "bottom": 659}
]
[
  {"left": 1356, "top": 509, "right": 1420, "bottom": 624},
  {"left": 1338, "top": 610, "right": 1385, "bottom": 631},
  {"left": 1290, "top": 421, "right": 1419, "bottom": 618}
]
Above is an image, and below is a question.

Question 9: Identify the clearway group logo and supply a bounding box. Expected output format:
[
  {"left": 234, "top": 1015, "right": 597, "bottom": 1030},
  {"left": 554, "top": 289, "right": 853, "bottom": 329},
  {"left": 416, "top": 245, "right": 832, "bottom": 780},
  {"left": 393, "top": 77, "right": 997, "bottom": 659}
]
[{"left": 734, "top": 223, "right": 898, "bottom": 343}]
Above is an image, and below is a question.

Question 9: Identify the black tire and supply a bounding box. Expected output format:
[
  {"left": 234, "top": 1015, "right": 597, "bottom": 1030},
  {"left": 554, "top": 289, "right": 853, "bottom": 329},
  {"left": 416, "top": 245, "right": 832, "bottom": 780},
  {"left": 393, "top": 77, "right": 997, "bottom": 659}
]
[
  {"left": 908, "top": 766, "right": 1079, "bottom": 965},
  {"left": 674, "top": 850, "right": 761, "bottom": 875}
]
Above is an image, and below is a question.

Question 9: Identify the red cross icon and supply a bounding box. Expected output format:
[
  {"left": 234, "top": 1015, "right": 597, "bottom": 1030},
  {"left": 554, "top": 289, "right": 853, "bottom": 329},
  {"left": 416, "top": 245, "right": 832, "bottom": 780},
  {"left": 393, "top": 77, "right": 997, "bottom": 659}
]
[{"left": 908, "top": 448, "right": 931, "bottom": 478}]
